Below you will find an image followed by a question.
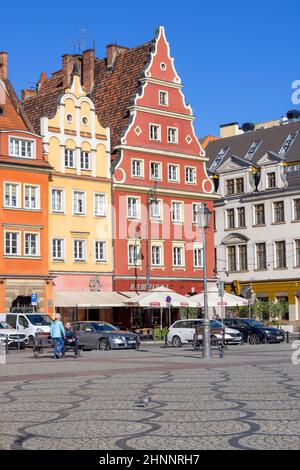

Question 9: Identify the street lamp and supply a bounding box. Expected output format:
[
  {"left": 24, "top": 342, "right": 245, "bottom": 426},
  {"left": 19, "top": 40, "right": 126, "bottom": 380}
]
[
  {"left": 197, "top": 203, "right": 212, "bottom": 358},
  {"left": 145, "top": 182, "right": 158, "bottom": 292}
]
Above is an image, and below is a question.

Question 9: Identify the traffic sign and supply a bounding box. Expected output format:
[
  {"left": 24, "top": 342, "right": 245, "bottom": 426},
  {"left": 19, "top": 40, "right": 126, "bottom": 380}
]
[
  {"left": 217, "top": 280, "right": 224, "bottom": 297},
  {"left": 31, "top": 293, "right": 38, "bottom": 306}
]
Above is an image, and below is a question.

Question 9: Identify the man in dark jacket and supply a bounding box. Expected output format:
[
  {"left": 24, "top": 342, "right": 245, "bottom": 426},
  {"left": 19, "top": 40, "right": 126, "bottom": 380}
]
[{"left": 64, "top": 323, "right": 79, "bottom": 357}]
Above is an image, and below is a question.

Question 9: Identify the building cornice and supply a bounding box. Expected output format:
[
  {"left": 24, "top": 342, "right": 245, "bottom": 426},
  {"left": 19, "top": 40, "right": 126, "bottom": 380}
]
[
  {"left": 113, "top": 145, "right": 209, "bottom": 162},
  {"left": 113, "top": 183, "right": 220, "bottom": 200},
  {"left": 139, "top": 77, "right": 183, "bottom": 89},
  {"left": 128, "top": 105, "right": 195, "bottom": 121}
]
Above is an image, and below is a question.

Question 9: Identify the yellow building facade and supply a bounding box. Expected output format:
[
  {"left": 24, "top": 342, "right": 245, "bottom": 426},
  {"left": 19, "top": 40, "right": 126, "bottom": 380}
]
[{"left": 40, "top": 70, "right": 113, "bottom": 320}]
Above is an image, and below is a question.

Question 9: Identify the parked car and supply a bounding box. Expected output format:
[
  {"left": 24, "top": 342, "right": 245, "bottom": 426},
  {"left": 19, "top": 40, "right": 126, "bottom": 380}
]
[
  {"left": 72, "top": 321, "right": 140, "bottom": 350},
  {"left": 0, "top": 321, "right": 26, "bottom": 349},
  {"left": 222, "top": 318, "right": 285, "bottom": 344},
  {"left": 167, "top": 319, "right": 242, "bottom": 347},
  {"left": 0, "top": 313, "right": 52, "bottom": 346}
]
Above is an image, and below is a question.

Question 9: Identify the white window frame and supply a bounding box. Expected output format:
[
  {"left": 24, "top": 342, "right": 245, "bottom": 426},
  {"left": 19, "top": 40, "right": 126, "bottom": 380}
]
[
  {"left": 4, "top": 182, "right": 21, "bottom": 208},
  {"left": 24, "top": 232, "right": 40, "bottom": 257},
  {"left": 149, "top": 124, "right": 161, "bottom": 142},
  {"left": 192, "top": 203, "right": 203, "bottom": 224},
  {"left": 95, "top": 240, "right": 107, "bottom": 263},
  {"left": 128, "top": 241, "right": 141, "bottom": 266},
  {"left": 172, "top": 244, "right": 185, "bottom": 267},
  {"left": 80, "top": 151, "right": 91, "bottom": 170},
  {"left": 65, "top": 148, "right": 75, "bottom": 168},
  {"left": 73, "top": 190, "right": 86, "bottom": 216},
  {"left": 167, "top": 127, "right": 178, "bottom": 144},
  {"left": 185, "top": 166, "right": 196, "bottom": 184},
  {"left": 24, "top": 184, "right": 40, "bottom": 210},
  {"left": 168, "top": 163, "right": 180, "bottom": 182},
  {"left": 51, "top": 188, "right": 65, "bottom": 213},
  {"left": 172, "top": 201, "right": 184, "bottom": 223},
  {"left": 150, "top": 199, "right": 163, "bottom": 221},
  {"left": 131, "top": 158, "right": 144, "bottom": 178},
  {"left": 193, "top": 244, "right": 204, "bottom": 268},
  {"left": 9, "top": 136, "right": 35, "bottom": 159},
  {"left": 73, "top": 239, "right": 86, "bottom": 262},
  {"left": 151, "top": 243, "right": 164, "bottom": 266},
  {"left": 150, "top": 161, "right": 162, "bottom": 181},
  {"left": 274, "top": 240, "right": 287, "bottom": 269},
  {"left": 159, "top": 90, "right": 168, "bottom": 106},
  {"left": 52, "top": 237, "right": 65, "bottom": 261},
  {"left": 294, "top": 238, "right": 300, "bottom": 268},
  {"left": 94, "top": 193, "right": 107, "bottom": 217},
  {"left": 4, "top": 230, "right": 20, "bottom": 256},
  {"left": 127, "top": 196, "right": 141, "bottom": 219}
]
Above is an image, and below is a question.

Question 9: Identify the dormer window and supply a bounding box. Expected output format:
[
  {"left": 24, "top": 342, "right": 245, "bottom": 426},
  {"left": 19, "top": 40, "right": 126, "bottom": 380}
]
[
  {"left": 211, "top": 147, "right": 229, "bottom": 168},
  {"left": 9, "top": 137, "right": 35, "bottom": 159},
  {"left": 279, "top": 132, "right": 297, "bottom": 154},
  {"left": 245, "top": 140, "right": 262, "bottom": 159},
  {"left": 0, "top": 106, "right": 4, "bottom": 116}
]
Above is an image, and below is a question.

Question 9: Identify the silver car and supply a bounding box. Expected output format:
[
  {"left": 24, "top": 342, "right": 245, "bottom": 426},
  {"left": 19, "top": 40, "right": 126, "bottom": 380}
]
[{"left": 72, "top": 321, "right": 140, "bottom": 351}]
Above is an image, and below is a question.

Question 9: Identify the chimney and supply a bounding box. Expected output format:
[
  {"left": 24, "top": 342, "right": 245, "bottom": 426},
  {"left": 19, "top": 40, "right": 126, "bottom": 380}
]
[
  {"left": 106, "top": 44, "right": 128, "bottom": 69},
  {"left": 21, "top": 89, "right": 37, "bottom": 101},
  {"left": 82, "top": 49, "right": 95, "bottom": 93},
  {"left": 220, "top": 122, "right": 243, "bottom": 138},
  {"left": 62, "top": 54, "right": 74, "bottom": 89},
  {"left": 0, "top": 52, "right": 8, "bottom": 80}
]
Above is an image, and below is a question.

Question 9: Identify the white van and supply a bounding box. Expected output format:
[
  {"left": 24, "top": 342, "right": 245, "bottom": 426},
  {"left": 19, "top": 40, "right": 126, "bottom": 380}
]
[{"left": 0, "top": 313, "right": 52, "bottom": 346}]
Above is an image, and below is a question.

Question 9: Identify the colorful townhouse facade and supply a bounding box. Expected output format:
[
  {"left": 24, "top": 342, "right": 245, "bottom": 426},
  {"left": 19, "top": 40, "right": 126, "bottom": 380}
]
[
  {"left": 0, "top": 52, "right": 53, "bottom": 314},
  {"left": 23, "top": 64, "right": 113, "bottom": 323}
]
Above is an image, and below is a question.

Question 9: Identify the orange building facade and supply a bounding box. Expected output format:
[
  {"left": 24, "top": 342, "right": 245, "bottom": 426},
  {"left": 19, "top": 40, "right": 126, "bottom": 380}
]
[{"left": 0, "top": 52, "right": 53, "bottom": 313}]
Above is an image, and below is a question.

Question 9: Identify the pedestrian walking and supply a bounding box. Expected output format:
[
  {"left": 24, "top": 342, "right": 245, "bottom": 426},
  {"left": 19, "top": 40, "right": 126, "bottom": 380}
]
[{"left": 50, "top": 313, "right": 65, "bottom": 359}]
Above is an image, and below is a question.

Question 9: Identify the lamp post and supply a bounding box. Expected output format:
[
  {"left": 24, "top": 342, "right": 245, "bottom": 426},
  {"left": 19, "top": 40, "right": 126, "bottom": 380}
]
[
  {"left": 145, "top": 182, "right": 158, "bottom": 292},
  {"left": 197, "top": 203, "right": 212, "bottom": 358}
]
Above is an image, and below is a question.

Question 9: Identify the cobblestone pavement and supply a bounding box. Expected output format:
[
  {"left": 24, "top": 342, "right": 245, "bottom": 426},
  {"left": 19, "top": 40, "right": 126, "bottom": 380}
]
[{"left": 0, "top": 342, "right": 300, "bottom": 450}]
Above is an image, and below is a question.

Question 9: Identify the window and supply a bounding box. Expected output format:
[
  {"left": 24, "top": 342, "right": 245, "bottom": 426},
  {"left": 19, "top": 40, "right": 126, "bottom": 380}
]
[
  {"left": 150, "top": 200, "right": 162, "bottom": 219},
  {"left": 128, "top": 197, "right": 140, "bottom": 219},
  {"left": 51, "top": 189, "right": 64, "bottom": 213},
  {"left": 211, "top": 147, "right": 229, "bottom": 169},
  {"left": 94, "top": 193, "right": 106, "bottom": 217},
  {"left": 168, "top": 164, "right": 179, "bottom": 182},
  {"left": 275, "top": 241, "right": 286, "bottom": 268},
  {"left": 172, "top": 202, "right": 183, "bottom": 222},
  {"left": 73, "top": 191, "right": 85, "bottom": 215},
  {"left": 24, "top": 185, "right": 39, "bottom": 209},
  {"left": 295, "top": 239, "right": 300, "bottom": 267},
  {"left": 192, "top": 203, "right": 202, "bottom": 224},
  {"left": 226, "top": 209, "right": 235, "bottom": 229},
  {"left": 194, "top": 246, "right": 203, "bottom": 268},
  {"left": 245, "top": 140, "right": 262, "bottom": 159},
  {"left": 267, "top": 172, "right": 276, "bottom": 189},
  {"left": 9, "top": 137, "right": 34, "bottom": 158},
  {"left": 150, "top": 162, "right": 161, "bottom": 180},
  {"left": 294, "top": 199, "right": 300, "bottom": 221},
  {"left": 151, "top": 245, "right": 162, "bottom": 266},
  {"left": 273, "top": 201, "right": 284, "bottom": 223},
  {"left": 279, "top": 132, "right": 297, "bottom": 154},
  {"left": 65, "top": 149, "right": 75, "bottom": 168},
  {"left": 24, "top": 233, "right": 38, "bottom": 256},
  {"left": 95, "top": 241, "right": 106, "bottom": 262},
  {"left": 173, "top": 246, "right": 184, "bottom": 267},
  {"left": 237, "top": 207, "right": 246, "bottom": 228},
  {"left": 239, "top": 245, "right": 247, "bottom": 271},
  {"left": 74, "top": 240, "right": 86, "bottom": 261},
  {"left": 149, "top": 124, "right": 160, "bottom": 141},
  {"left": 227, "top": 246, "right": 236, "bottom": 272},
  {"left": 128, "top": 243, "right": 140, "bottom": 265},
  {"left": 52, "top": 238, "right": 64, "bottom": 260},
  {"left": 80, "top": 151, "right": 90, "bottom": 170},
  {"left": 5, "top": 232, "right": 19, "bottom": 255},
  {"left": 159, "top": 91, "right": 168, "bottom": 106},
  {"left": 4, "top": 183, "right": 19, "bottom": 208},
  {"left": 185, "top": 167, "right": 196, "bottom": 184},
  {"left": 226, "top": 179, "right": 235, "bottom": 195},
  {"left": 132, "top": 159, "right": 144, "bottom": 177},
  {"left": 236, "top": 178, "right": 244, "bottom": 194},
  {"left": 168, "top": 127, "right": 178, "bottom": 144},
  {"left": 256, "top": 243, "right": 267, "bottom": 270},
  {"left": 254, "top": 204, "right": 265, "bottom": 225}
]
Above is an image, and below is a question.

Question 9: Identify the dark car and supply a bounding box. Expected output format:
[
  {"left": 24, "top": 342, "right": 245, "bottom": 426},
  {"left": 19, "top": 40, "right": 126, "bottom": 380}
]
[
  {"left": 223, "top": 318, "right": 284, "bottom": 345},
  {"left": 72, "top": 321, "right": 140, "bottom": 351}
]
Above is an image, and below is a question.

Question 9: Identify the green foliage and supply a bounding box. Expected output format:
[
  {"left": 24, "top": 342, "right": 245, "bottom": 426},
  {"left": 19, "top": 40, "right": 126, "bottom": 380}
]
[
  {"left": 153, "top": 327, "right": 169, "bottom": 340},
  {"left": 252, "top": 299, "right": 289, "bottom": 321}
]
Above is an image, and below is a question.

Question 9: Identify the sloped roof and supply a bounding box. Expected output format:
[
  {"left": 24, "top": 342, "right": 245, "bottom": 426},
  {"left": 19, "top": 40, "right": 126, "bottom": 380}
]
[
  {"left": 23, "top": 41, "right": 153, "bottom": 149},
  {"left": 0, "top": 79, "right": 29, "bottom": 131}
]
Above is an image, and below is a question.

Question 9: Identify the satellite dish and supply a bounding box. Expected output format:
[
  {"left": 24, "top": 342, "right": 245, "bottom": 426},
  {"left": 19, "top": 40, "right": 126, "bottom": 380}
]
[
  {"left": 242, "top": 122, "right": 255, "bottom": 132},
  {"left": 286, "top": 109, "right": 300, "bottom": 120}
]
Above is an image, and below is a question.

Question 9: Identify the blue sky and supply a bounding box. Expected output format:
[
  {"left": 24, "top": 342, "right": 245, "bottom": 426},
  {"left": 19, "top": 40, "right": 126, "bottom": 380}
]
[{"left": 2, "top": 0, "right": 299, "bottom": 136}]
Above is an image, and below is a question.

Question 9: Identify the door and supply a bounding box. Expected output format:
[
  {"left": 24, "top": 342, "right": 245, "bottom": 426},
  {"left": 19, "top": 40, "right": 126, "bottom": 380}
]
[
  {"left": 80, "top": 323, "right": 95, "bottom": 348},
  {"left": 179, "top": 321, "right": 194, "bottom": 343},
  {"left": 17, "top": 315, "right": 30, "bottom": 337}
]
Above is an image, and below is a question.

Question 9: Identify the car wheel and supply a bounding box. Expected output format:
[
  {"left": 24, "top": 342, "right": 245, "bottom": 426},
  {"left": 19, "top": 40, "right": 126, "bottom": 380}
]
[
  {"left": 99, "top": 338, "right": 111, "bottom": 351},
  {"left": 27, "top": 336, "right": 35, "bottom": 347},
  {"left": 249, "top": 334, "right": 260, "bottom": 345},
  {"left": 172, "top": 335, "right": 182, "bottom": 348}
]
